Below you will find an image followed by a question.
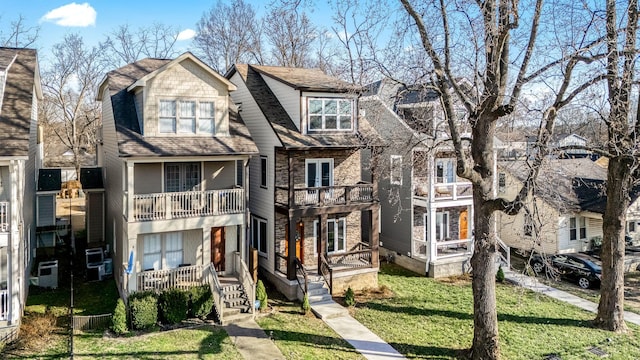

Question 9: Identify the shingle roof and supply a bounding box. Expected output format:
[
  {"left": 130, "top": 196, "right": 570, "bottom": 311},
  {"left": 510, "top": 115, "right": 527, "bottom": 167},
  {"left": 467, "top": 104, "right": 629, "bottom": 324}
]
[
  {"left": 233, "top": 64, "right": 379, "bottom": 149},
  {"left": 103, "top": 56, "right": 258, "bottom": 157},
  {"left": 0, "top": 48, "right": 38, "bottom": 157},
  {"left": 250, "top": 65, "right": 361, "bottom": 92}
]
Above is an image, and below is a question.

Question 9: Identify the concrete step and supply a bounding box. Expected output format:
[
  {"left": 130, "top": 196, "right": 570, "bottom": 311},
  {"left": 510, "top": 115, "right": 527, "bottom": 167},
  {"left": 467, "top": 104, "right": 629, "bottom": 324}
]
[
  {"left": 307, "top": 286, "right": 329, "bottom": 297},
  {"left": 221, "top": 311, "right": 254, "bottom": 326},
  {"left": 310, "top": 299, "right": 348, "bottom": 319},
  {"left": 308, "top": 293, "right": 333, "bottom": 303}
]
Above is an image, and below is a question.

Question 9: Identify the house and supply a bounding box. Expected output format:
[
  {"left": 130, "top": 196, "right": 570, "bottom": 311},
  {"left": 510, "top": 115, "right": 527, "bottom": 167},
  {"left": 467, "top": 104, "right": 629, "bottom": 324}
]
[
  {"left": 360, "top": 78, "right": 508, "bottom": 278},
  {"left": 97, "top": 53, "right": 259, "bottom": 321},
  {"left": 226, "top": 64, "right": 381, "bottom": 299},
  {"left": 0, "top": 48, "right": 42, "bottom": 339},
  {"left": 497, "top": 158, "right": 609, "bottom": 254}
]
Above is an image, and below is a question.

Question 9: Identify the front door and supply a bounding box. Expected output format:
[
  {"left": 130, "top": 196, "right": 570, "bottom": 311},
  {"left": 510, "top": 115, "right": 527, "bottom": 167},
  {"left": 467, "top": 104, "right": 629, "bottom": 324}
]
[
  {"left": 459, "top": 209, "right": 468, "bottom": 239},
  {"left": 285, "top": 222, "right": 304, "bottom": 263},
  {"left": 211, "top": 227, "right": 225, "bottom": 272}
]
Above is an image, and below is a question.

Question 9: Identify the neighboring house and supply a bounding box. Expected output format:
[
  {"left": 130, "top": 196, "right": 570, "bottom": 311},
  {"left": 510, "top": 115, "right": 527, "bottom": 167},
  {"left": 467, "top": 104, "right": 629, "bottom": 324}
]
[
  {"left": 498, "top": 158, "right": 610, "bottom": 254},
  {"left": 0, "top": 48, "right": 42, "bottom": 339},
  {"left": 227, "top": 64, "right": 381, "bottom": 299},
  {"left": 98, "top": 53, "right": 259, "bottom": 321},
  {"left": 361, "top": 78, "right": 503, "bottom": 278},
  {"left": 553, "top": 133, "right": 590, "bottom": 158}
]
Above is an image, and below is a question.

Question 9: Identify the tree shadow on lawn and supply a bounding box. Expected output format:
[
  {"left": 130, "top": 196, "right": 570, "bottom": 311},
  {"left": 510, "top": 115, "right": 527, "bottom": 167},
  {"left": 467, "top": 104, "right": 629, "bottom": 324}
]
[{"left": 364, "top": 301, "right": 591, "bottom": 328}]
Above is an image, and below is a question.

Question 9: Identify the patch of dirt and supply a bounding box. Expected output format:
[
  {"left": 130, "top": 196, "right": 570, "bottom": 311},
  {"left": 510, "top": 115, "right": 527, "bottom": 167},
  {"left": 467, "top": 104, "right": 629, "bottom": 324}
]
[
  {"left": 624, "top": 272, "right": 640, "bottom": 312},
  {"left": 437, "top": 273, "right": 472, "bottom": 286}
]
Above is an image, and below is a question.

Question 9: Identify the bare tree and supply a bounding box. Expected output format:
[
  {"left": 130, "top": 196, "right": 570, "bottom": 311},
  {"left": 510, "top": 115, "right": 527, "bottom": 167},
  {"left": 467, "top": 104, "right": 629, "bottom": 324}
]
[
  {"left": 42, "top": 34, "right": 105, "bottom": 178},
  {"left": 594, "top": 0, "right": 640, "bottom": 333},
  {"left": 398, "top": 1, "right": 604, "bottom": 358},
  {"left": 264, "top": 0, "right": 317, "bottom": 67},
  {"left": 102, "top": 23, "right": 180, "bottom": 68},
  {"left": 0, "top": 15, "right": 39, "bottom": 48},
  {"left": 194, "top": 0, "right": 263, "bottom": 73}
]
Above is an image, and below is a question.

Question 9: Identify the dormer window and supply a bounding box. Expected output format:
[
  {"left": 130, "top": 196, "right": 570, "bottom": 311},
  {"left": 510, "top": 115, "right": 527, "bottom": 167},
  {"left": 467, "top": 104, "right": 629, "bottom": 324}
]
[
  {"left": 159, "top": 99, "right": 215, "bottom": 135},
  {"left": 308, "top": 98, "right": 353, "bottom": 131}
]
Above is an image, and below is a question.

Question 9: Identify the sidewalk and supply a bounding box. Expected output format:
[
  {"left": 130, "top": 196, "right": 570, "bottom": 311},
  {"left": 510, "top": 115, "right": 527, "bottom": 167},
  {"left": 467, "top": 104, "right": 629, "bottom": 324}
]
[
  {"left": 224, "top": 319, "right": 285, "bottom": 360},
  {"left": 312, "top": 300, "right": 406, "bottom": 360},
  {"left": 504, "top": 268, "right": 640, "bottom": 326}
]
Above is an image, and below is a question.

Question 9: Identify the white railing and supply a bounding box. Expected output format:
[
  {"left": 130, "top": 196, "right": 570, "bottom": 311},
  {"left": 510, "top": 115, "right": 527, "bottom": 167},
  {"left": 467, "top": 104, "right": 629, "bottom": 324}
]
[
  {"left": 0, "top": 202, "right": 8, "bottom": 232},
  {"left": 413, "top": 239, "right": 428, "bottom": 259},
  {"left": 203, "top": 263, "right": 224, "bottom": 324},
  {"left": 131, "top": 189, "right": 245, "bottom": 222},
  {"left": 432, "top": 238, "right": 473, "bottom": 261},
  {"left": 136, "top": 264, "right": 205, "bottom": 291},
  {"left": 233, "top": 252, "right": 255, "bottom": 316},
  {"left": 432, "top": 182, "right": 473, "bottom": 200},
  {"left": 0, "top": 290, "right": 7, "bottom": 321},
  {"left": 290, "top": 183, "right": 374, "bottom": 207}
]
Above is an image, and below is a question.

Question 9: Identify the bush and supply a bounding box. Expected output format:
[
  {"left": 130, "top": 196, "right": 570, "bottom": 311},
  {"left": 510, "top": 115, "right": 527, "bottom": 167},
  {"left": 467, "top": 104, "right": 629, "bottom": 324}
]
[
  {"left": 301, "top": 294, "right": 311, "bottom": 314},
  {"left": 496, "top": 265, "right": 505, "bottom": 283},
  {"left": 159, "top": 288, "right": 189, "bottom": 324},
  {"left": 129, "top": 291, "right": 158, "bottom": 330},
  {"left": 344, "top": 287, "right": 355, "bottom": 307},
  {"left": 189, "top": 286, "right": 214, "bottom": 319},
  {"left": 256, "top": 279, "right": 268, "bottom": 311},
  {"left": 111, "top": 298, "right": 128, "bottom": 335}
]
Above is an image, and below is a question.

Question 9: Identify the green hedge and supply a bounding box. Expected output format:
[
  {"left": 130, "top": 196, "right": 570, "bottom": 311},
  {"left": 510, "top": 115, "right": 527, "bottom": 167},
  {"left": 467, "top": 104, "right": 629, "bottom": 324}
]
[
  {"left": 189, "top": 286, "right": 214, "bottom": 319},
  {"left": 111, "top": 298, "right": 128, "bottom": 335},
  {"left": 129, "top": 291, "right": 158, "bottom": 330},
  {"left": 159, "top": 289, "right": 189, "bottom": 324}
]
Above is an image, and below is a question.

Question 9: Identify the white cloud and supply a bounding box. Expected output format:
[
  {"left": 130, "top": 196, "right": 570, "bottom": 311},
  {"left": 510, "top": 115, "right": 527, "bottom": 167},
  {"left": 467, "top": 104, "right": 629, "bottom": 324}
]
[
  {"left": 177, "top": 29, "right": 196, "bottom": 41},
  {"left": 41, "top": 3, "right": 96, "bottom": 27}
]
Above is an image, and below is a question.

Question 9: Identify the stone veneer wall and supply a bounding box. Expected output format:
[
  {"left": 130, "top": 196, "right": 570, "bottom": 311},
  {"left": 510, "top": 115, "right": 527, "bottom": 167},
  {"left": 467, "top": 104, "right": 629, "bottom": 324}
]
[{"left": 275, "top": 148, "right": 361, "bottom": 188}]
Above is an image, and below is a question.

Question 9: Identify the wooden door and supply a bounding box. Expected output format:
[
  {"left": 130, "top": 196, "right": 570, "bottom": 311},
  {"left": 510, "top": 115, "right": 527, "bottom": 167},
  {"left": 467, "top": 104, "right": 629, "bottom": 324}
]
[
  {"left": 211, "top": 227, "right": 225, "bottom": 272},
  {"left": 285, "top": 222, "right": 304, "bottom": 263},
  {"left": 459, "top": 210, "right": 468, "bottom": 240}
]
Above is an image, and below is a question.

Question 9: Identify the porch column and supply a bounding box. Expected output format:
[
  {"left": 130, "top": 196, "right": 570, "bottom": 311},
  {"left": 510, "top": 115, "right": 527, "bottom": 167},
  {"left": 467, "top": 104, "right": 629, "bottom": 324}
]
[
  {"left": 203, "top": 227, "right": 211, "bottom": 266},
  {"left": 126, "top": 162, "right": 134, "bottom": 221},
  {"left": 287, "top": 216, "right": 297, "bottom": 281},
  {"left": 371, "top": 206, "right": 380, "bottom": 268},
  {"left": 429, "top": 205, "right": 437, "bottom": 263},
  {"left": 317, "top": 214, "right": 327, "bottom": 273}
]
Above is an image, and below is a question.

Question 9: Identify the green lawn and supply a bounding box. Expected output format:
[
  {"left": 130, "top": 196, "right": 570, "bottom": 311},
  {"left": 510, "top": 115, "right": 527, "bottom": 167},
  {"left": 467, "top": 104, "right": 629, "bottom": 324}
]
[
  {"left": 351, "top": 264, "right": 640, "bottom": 360},
  {"left": 26, "top": 278, "right": 119, "bottom": 316}
]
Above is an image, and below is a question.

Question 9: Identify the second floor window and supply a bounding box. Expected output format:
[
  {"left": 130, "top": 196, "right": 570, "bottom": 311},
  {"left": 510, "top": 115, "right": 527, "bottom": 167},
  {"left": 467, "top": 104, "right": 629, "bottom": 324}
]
[
  {"left": 260, "top": 156, "right": 267, "bottom": 188},
  {"left": 308, "top": 98, "right": 353, "bottom": 131},
  {"left": 569, "top": 216, "right": 587, "bottom": 241},
  {"left": 435, "top": 158, "right": 455, "bottom": 183},
  {"left": 159, "top": 99, "right": 215, "bottom": 135}
]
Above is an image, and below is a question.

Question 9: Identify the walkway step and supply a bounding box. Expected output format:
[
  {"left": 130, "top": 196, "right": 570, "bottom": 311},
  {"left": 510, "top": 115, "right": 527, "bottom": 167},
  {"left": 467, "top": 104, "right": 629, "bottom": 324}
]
[
  {"left": 224, "top": 319, "right": 285, "bottom": 359},
  {"left": 311, "top": 299, "right": 349, "bottom": 319}
]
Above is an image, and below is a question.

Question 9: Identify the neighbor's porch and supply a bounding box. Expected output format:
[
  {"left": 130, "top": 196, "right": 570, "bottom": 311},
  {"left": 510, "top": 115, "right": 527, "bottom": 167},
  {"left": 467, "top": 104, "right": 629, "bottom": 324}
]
[{"left": 412, "top": 205, "right": 474, "bottom": 263}]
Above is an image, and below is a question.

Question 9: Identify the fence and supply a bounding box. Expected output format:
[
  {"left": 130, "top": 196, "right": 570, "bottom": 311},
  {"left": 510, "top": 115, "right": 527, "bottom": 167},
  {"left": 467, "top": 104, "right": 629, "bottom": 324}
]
[{"left": 72, "top": 313, "right": 112, "bottom": 332}]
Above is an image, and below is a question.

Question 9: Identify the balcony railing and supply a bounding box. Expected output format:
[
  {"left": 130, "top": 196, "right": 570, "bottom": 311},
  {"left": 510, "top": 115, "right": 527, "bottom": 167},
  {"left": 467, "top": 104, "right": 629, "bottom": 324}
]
[
  {"left": 326, "top": 242, "right": 374, "bottom": 270},
  {"left": 0, "top": 289, "right": 7, "bottom": 321},
  {"left": 0, "top": 202, "right": 8, "bottom": 232},
  {"left": 414, "top": 181, "right": 472, "bottom": 201},
  {"left": 276, "top": 183, "right": 376, "bottom": 209},
  {"left": 136, "top": 264, "right": 206, "bottom": 292},
  {"left": 129, "top": 189, "right": 244, "bottom": 222}
]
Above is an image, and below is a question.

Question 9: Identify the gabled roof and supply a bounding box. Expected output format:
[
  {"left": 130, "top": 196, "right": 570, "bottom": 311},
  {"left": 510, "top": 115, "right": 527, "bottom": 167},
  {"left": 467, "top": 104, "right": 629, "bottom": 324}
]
[
  {"left": 99, "top": 53, "right": 258, "bottom": 158},
  {"left": 230, "top": 64, "right": 378, "bottom": 149},
  {"left": 246, "top": 65, "right": 360, "bottom": 93},
  {"left": 0, "top": 47, "right": 40, "bottom": 157}
]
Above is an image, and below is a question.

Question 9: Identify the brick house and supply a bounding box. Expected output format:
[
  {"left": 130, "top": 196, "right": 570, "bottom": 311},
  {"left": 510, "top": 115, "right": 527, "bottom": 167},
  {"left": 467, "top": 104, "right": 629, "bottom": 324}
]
[{"left": 227, "top": 64, "right": 380, "bottom": 299}]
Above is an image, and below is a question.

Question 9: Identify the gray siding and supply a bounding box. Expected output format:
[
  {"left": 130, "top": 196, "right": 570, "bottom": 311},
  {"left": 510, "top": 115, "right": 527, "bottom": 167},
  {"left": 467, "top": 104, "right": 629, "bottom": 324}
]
[
  {"left": 261, "top": 75, "right": 301, "bottom": 130},
  {"left": 87, "top": 192, "right": 104, "bottom": 243},
  {"left": 36, "top": 194, "right": 55, "bottom": 227}
]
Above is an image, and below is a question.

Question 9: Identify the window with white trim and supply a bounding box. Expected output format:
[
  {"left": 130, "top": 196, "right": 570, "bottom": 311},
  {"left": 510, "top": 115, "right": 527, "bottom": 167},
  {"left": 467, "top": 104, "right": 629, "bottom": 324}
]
[
  {"left": 435, "top": 211, "right": 449, "bottom": 241},
  {"left": 390, "top": 155, "right": 402, "bottom": 185},
  {"left": 159, "top": 99, "right": 215, "bottom": 134},
  {"left": 435, "top": 158, "right": 455, "bottom": 183},
  {"left": 165, "top": 232, "right": 183, "bottom": 269},
  {"left": 260, "top": 156, "right": 267, "bottom": 188},
  {"left": 143, "top": 234, "right": 162, "bottom": 270},
  {"left": 314, "top": 218, "right": 346, "bottom": 254},
  {"left": 252, "top": 216, "right": 268, "bottom": 255},
  {"left": 498, "top": 173, "right": 506, "bottom": 193},
  {"left": 308, "top": 98, "right": 353, "bottom": 131},
  {"left": 142, "top": 232, "right": 183, "bottom": 270},
  {"left": 235, "top": 159, "right": 244, "bottom": 187},
  {"left": 628, "top": 221, "right": 636, "bottom": 233},
  {"left": 569, "top": 216, "right": 587, "bottom": 241}
]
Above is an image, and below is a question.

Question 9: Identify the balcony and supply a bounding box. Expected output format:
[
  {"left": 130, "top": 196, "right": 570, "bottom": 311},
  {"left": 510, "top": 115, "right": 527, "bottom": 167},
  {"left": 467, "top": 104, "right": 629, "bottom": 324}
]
[
  {"left": 0, "top": 201, "right": 8, "bottom": 232},
  {"left": 414, "top": 181, "right": 472, "bottom": 202},
  {"left": 136, "top": 264, "right": 206, "bottom": 291},
  {"left": 275, "top": 183, "right": 377, "bottom": 210},
  {"left": 127, "top": 189, "right": 244, "bottom": 222}
]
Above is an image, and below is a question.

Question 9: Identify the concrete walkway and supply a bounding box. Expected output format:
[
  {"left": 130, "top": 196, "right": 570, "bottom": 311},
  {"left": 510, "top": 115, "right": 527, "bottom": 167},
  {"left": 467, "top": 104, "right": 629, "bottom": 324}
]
[
  {"left": 224, "top": 319, "right": 285, "bottom": 360},
  {"left": 312, "top": 300, "right": 406, "bottom": 360},
  {"left": 504, "top": 269, "right": 640, "bottom": 326}
]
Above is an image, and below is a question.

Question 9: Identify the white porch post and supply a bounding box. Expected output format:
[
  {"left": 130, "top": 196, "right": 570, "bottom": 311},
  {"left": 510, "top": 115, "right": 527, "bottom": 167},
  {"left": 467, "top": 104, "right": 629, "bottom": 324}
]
[
  {"left": 9, "top": 160, "right": 19, "bottom": 323},
  {"left": 126, "top": 162, "right": 134, "bottom": 221}
]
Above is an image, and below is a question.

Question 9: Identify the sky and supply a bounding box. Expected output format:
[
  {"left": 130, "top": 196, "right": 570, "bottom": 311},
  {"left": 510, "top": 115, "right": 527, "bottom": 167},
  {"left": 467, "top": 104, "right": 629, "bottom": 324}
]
[{"left": 0, "top": 1, "right": 333, "bottom": 64}]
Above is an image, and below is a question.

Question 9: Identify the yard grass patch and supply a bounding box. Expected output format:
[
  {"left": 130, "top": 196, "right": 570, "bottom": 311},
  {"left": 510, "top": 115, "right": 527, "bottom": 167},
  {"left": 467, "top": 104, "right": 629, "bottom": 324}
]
[{"left": 352, "top": 264, "right": 640, "bottom": 360}]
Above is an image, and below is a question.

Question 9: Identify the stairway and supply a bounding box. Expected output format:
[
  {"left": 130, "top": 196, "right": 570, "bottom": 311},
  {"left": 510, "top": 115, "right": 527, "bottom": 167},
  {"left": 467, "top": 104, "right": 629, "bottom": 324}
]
[
  {"left": 301, "top": 273, "right": 348, "bottom": 319},
  {"left": 219, "top": 277, "right": 253, "bottom": 325}
]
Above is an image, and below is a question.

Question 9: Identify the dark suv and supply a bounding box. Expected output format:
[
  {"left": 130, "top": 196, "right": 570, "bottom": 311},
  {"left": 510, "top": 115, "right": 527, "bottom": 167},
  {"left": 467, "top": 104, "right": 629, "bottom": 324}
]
[{"left": 530, "top": 253, "right": 602, "bottom": 289}]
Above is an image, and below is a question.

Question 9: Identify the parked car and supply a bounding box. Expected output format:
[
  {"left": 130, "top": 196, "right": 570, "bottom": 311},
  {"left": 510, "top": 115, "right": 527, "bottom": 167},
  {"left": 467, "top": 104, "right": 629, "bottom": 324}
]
[{"left": 530, "top": 253, "right": 602, "bottom": 289}]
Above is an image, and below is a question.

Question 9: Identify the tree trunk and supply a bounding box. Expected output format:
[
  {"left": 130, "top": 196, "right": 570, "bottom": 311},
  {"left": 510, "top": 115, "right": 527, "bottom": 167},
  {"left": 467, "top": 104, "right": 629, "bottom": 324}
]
[
  {"left": 594, "top": 156, "right": 630, "bottom": 332},
  {"left": 470, "top": 190, "right": 500, "bottom": 359}
]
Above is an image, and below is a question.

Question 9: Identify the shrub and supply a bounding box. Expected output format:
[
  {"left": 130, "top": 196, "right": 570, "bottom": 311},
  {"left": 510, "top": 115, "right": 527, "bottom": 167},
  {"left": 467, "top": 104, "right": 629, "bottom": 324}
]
[
  {"left": 344, "top": 287, "right": 355, "bottom": 307},
  {"left": 129, "top": 291, "right": 158, "bottom": 330},
  {"left": 256, "top": 279, "right": 268, "bottom": 311},
  {"left": 158, "top": 288, "right": 189, "bottom": 324},
  {"left": 111, "top": 298, "right": 128, "bottom": 335},
  {"left": 189, "top": 286, "right": 213, "bottom": 319},
  {"left": 301, "top": 294, "right": 311, "bottom": 314},
  {"left": 496, "top": 265, "right": 505, "bottom": 283}
]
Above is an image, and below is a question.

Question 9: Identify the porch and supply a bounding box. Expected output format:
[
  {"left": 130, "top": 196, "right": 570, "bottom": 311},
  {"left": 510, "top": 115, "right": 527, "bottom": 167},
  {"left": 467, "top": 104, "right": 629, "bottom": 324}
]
[
  {"left": 275, "top": 183, "right": 376, "bottom": 209},
  {"left": 413, "top": 181, "right": 473, "bottom": 206},
  {"left": 125, "top": 188, "right": 244, "bottom": 222}
]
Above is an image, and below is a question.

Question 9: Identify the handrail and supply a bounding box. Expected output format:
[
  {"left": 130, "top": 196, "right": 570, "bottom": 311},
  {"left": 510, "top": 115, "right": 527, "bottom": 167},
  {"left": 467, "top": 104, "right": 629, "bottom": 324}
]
[
  {"left": 294, "top": 258, "right": 308, "bottom": 296},
  {"left": 319, "top": 254, "right": 333, "bottom": 296},
  {"left": 203, "top": 263, "right": 225, "bottom": 324},
  {"left": 233, "top": 252, "right": 255, "bottom": 316}
]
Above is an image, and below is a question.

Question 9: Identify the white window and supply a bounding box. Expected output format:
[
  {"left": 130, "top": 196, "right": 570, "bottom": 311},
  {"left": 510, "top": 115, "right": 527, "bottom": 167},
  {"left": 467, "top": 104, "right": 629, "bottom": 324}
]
[
  {"left": 252, "top": 216, "right": 268, "bottom": 256},
  {"left": 158, "top": 99, "right": 215, "bottom": 134},
  {"left": 308, "top": 98, "right": 353, "bottom": 131},
  {"left": 390, "top": 155, "right": 402, "bottom": 185},
  {"left": 569, "top": 216, "right": 587, "bottom": 241},
  {"left": 314, "top": 218, "right": 347, "bottom": 254},
  {"left": 260, "top": 156, "right": 268, "bottom": 188},
  {"left": 235, "top": 159, "right": 244, "bottom": 187},
  {"left": 305, "top": 159, "right": 333, "bottom": 188},
  {"left": 143, "top": 232, "right": 183, "bottom": 270},
  {"left": 435, "top": 158, "right": 455, "bottom": 183},
  {"left": 435, "top": 211, "right": 449, "bottom": 241},
  {"left": 628, "top": 221, "right": 636, "bottom": 233},
  {"left": 498, "top": 173, "right": 506, "bottom": 193}
]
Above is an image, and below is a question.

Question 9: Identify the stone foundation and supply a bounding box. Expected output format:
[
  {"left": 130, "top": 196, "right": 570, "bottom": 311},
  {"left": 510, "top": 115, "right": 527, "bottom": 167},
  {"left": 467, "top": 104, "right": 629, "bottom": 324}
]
[{"left": 428, "top": 256, "right": 471, "bottom": 278}]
